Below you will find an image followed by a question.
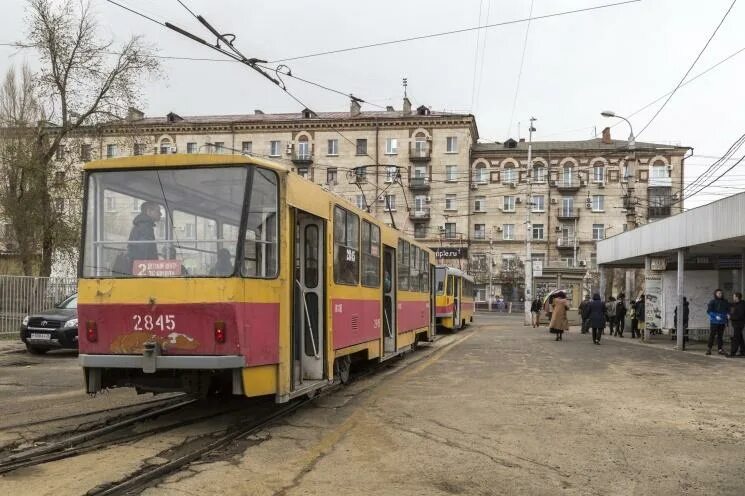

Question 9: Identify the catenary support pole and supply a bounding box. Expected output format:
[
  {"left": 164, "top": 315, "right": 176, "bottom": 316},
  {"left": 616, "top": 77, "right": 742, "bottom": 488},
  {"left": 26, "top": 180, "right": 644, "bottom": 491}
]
[
  {"left": 524, "top": 117, "right": 536, "bottom": 325},
  {"left": 677, "top": 249, "right": 685, "bottom": 350}
]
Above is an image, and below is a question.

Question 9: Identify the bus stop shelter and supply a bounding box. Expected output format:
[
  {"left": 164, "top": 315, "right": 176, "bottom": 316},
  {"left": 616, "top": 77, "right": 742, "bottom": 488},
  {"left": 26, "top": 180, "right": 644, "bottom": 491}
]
[{"left": 597, "top": 192, "right": 745, "bottom": 350}]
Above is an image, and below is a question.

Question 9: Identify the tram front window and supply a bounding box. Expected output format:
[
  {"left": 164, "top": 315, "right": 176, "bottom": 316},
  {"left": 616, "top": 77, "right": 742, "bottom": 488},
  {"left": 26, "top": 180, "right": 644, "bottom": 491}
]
[
  {"left": 435, "top": 267, "right": 447, "bottom": 295},
  {"left": 82, "top": 166, "right": 277, "bottom": 278}
]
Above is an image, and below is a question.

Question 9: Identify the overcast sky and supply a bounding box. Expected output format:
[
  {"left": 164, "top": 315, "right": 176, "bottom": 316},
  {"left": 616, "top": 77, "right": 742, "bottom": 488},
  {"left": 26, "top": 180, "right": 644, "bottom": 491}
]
[{"left": 1, "top": 0, "right": 744, "bottom": 208}]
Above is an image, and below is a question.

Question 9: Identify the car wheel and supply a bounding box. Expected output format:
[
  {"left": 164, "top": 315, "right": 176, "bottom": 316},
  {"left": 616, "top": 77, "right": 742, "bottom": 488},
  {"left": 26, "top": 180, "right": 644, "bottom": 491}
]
[{"left": 25, "top": 344, "right": 49, "bottom": 355}]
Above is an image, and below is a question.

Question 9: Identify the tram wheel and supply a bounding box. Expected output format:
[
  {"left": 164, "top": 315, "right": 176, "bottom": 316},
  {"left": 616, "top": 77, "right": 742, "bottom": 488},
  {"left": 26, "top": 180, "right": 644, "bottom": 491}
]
[{"left": 335, "top": 355, "right": 351, "bottom": 384}]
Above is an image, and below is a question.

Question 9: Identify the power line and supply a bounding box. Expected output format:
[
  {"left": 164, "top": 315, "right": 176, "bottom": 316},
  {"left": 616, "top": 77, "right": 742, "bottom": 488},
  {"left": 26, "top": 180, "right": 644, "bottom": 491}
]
[
  {"left": 469, "top": 0, "right": 486, "bottom": 113},
  {"left": 268, "top": 0, "right": 642, "bottom": 63},
  {"left": 505, "top": 0, "right": 534, "bottom": 138},
  {"left": 636, "top": 0, "right": 738, "bottom": 138},
  {"left": 473, "top": 0, "right": 493, "bottom": 113}
]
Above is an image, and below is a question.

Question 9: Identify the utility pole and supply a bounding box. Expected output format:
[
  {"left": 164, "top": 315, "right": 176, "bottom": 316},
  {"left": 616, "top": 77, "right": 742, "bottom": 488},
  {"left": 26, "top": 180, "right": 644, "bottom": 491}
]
[
  {"left": 524, "top": 117, "right": 537, "bottom": 325},
  {"left": 573, "top": 217, "right": 578, "bottom": 267}
]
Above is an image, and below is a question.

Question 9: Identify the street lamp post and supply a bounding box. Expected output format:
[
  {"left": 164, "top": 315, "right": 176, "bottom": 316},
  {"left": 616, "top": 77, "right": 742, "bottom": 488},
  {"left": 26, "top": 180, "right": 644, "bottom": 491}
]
[
  {"left": 601, "top": 110, "right": 637, "bottom": 303},
  {"left": 524, "top": 117, "right": 537, "bottom": 325}
]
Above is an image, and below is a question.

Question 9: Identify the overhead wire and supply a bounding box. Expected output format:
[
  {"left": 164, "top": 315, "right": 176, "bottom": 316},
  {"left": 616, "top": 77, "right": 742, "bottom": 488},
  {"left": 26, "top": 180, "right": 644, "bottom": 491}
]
[
  {"left": 635, "top": 0, "right": 738, "bottom": 138},
  {"left": 469, "top": 0, "right": 486, "bottom": 113},
  {"left": 505, "top": 0, "right": 535, "bottom": 138},
  {"left": 268, "top": 0, "right": 642, "bottom": 63}
]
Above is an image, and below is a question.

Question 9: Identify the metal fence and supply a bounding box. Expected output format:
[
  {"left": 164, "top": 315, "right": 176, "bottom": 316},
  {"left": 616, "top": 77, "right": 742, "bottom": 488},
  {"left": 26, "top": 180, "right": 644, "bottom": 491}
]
[
  {"left": 476, "top": 301, "right": 522, "bottom": 313},
  {"left": 0, "top": 276, "right": 77, "bottom": 339}
]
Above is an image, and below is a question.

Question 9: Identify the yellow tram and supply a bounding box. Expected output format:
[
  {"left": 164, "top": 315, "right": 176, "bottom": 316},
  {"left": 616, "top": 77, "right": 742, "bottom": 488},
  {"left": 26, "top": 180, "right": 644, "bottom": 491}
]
[
  {"left": 78, "top": 154, "right": 434, "bottom": 401},
  {"left": 434, "top": 266, "right": 475, "bottom": 330}
]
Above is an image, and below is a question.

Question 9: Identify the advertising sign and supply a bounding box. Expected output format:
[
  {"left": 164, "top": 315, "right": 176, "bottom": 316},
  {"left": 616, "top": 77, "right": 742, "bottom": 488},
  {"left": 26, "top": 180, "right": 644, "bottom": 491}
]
[
  {"left": 645, "top": 274, "right": 663, "bottom": 331},
  {"left": 431, "top": 247, "right": 468, "bottom": 259},
  {"left": 132, "top": 260, "right": 182, "bottom": 277}
]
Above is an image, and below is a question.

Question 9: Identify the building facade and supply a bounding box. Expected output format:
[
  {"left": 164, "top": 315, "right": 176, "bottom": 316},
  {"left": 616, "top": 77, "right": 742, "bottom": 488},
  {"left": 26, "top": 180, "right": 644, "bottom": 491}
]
[{"left": 1, "top": 101, "right": 688, "bottom": 291}]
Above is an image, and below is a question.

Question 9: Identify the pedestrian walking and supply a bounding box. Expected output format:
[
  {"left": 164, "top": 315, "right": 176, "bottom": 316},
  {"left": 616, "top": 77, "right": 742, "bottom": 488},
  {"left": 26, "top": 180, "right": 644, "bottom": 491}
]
[
  {"left": 605, "top": 296, "right": 617, "bottom": 336},
  {"left": 544, "top": 294, "right": 555, "bottom": 324},
  {"left": 530, "top": 298, "right": 542, "bottom": 328},
  {"left": 729, "top": 292, "right": 745, "bottom": 357},
  {"left": 583, "top": 293, "right": 606, "bottom": 344},
  {"left": 549, "top": 291, "right": 570, "bottom": 341},
  {"left": 706, "top": 289, "right": 730, "bottom": 355},
  {"left": 578, "top": 295, "right": 591, "bottom": 334},
  {"left": 615, "top": 293, "right": 627, "bottom": 337}
]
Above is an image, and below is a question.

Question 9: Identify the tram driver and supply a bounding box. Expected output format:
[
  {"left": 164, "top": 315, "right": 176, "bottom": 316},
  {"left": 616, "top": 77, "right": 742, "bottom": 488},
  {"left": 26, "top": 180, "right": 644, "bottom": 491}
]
[{"left": 127, "top": 201, "right": 162, "bottom": 261}]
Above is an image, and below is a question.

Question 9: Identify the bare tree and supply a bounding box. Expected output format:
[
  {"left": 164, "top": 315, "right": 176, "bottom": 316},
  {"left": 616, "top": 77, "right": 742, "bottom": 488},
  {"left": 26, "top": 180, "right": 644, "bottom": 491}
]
[{"left": 0, "top": 0, "right": 160, "bottom": 276}]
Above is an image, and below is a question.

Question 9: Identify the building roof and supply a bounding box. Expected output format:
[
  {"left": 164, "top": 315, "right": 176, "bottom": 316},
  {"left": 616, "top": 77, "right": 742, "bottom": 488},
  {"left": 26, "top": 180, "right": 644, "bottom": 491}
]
[
  {"left": 122, "top": 109, "right": 474, "bottom": 126},
  {"left": 473, "top": 138, "right": 689, "bottom": 154}
]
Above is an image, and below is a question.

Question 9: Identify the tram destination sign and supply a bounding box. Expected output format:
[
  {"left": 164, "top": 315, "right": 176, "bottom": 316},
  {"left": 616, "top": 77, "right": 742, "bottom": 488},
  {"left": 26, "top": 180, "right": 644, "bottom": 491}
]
[{"left": 431, "top": 247, "right": 468, "bottom": 259}]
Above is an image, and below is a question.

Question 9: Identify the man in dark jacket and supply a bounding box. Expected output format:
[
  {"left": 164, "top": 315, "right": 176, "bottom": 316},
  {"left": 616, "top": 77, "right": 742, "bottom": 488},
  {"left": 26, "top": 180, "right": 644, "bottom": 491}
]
[
  {"left": 578, "top": 295, "right": 591, "bottom": 334},
  {"left": 729, "top": 292, "right": 745, "bottom": 357},
  {"left": 127, "top": 201, "right": 162, "bottom": 263},
  {"left": 632, "top": 296, "right": 645, "bottom": 338},
  {"left": 706, "top": 289, "right": 730, "bottom": 356},
  {"left": 583, "top": 293, "right": 606, "bottom": 345},
  {"left": 614, "top": 293, "right": 627, "bottom": 337},
  {"left": 673, "top": 297, "right": 690, "bottom": 342}
]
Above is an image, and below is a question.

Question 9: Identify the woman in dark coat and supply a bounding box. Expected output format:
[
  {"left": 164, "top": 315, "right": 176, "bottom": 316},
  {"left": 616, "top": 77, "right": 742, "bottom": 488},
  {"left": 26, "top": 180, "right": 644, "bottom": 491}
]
[{"left": 583, "top": 293, "right": 607, "bottom": 345}]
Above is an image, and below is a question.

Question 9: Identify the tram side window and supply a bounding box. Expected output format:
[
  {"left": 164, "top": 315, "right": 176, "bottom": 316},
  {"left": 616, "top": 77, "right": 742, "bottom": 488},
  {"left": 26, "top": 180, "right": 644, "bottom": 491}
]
[
  {"left": 410, "top": 246, "right": 420, "bottom": 292},
  {"left": 243, "top": 168, "right": 279, "bottom": 278},
  {"left": 333, "top": 206, "right": 360, "bottom": 285},
  {"left": 447, "top": 275, "right": 454, "bottom": 296},
  {"left": 361, "top": 221, "right": 380, "bottom": 287},
  {"left": 435, "top": 267, "right": 446, "bottom": 295},
  {"left": 420, "top": 251, "right": 429, "bottom": 292},
  {"left": 397, "top": 239, "right": 409, "bottom": 290}
]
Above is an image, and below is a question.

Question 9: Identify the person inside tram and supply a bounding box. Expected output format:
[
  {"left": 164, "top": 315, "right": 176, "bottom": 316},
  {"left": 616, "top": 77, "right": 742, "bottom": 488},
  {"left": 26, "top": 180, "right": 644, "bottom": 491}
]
[
  {"left": 127, "top": 201, "right": 162, "bottom": 261},
  {"left": 210, "top": 248, "right": 234, "bottom": 276}
]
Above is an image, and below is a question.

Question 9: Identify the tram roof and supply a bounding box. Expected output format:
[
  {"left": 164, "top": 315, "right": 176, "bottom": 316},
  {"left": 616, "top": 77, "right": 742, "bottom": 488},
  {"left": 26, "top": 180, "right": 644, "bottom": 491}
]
[
  {"left": 437, "top": 265, "right": 473, "bottom": 281},
  {"left": 83, "top": 153, "right": 290, "bottom": 172}
]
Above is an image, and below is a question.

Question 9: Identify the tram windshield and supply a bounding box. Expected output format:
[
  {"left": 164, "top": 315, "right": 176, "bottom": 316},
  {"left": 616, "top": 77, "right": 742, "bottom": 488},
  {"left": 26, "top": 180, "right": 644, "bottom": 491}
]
[{"left": 82, "top": 166, "right": 278, "bottom": 278}]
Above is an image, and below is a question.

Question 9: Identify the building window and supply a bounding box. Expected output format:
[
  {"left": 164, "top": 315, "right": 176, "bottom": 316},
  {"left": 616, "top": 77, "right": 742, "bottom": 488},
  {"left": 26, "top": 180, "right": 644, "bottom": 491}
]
[
  {"left": 385, "top": 138, "right": 398, "bottom": 155},
  {"left": 214, "top": 141, "right": 225, "bottom": 154},
  {"left": 561, "top": 257, "right": 576, "bottom": 268},
  {"left": 532, "top": 223, "right": 544, "bottom": 240},
  {"left": 592, "top": 164, "right": 605, "bottom": 183},
  {"left": 414, "top": 224, "right": 427, "bottom": 239},
  {"left": 159, "top": 139, "right": 171, "bottom": 155},
  {"left": 184, "top": 142, "right": 195, "bottom": 154},
  {"left": 327, "top": 139, "right": 339, "bottom": 156},
  {"left": 356, "top": 139, "right": 367, "bottom": 156},
  {"left": 241, "top": 141, "right": 253, "bottom": 154},
  {"left": 562, "top": 165, "right": 574, "bottom": 185},
  {"left": 296, "top": 166, "right": 309, "bottom": 178},
  {"left": 413, "top": 166, "right": 427, "bottom": 179},
  {"left": 622, "top": 163, "right": 629, "bottom": 182},
  {"left": 54, "top": 171, "right": 65, "bottom": 185},
  {"left": 503, "top": 196, "right": 516, "bottom": 212},
  {"left": 354, "top": 167, "right": 367, "bottom": 183},
  {"left": 472, "top": 253, "right": 487, "bottom": 272},
  {"left": 355, "top": 195, "right": 366, "bottom": 210},
  {"left": 502, "top": 224, "right": 515, "bottom": 240},
  {"left": 55, "top": 146, "right": 64, "bottom": 160},
  {"left": 384, "top": 194, "right": 396, "bottom": 211},
  {"left": 269, "top": 140, "right": 281, "bottom": 157},
  {"left": 333, "top": 206, "right": 360, "bottom": 285},
  {"left": 503, "top": 168, "right": 517, "bottom": 184},
  {"left": 445, "top": 194, "right": 457, "bottom": 211},
  {"left": 474, "top": 224, "right": 485, "bottom": 239},
  {"left": 361, "top": 221, "right": 381, "bottom": 287},
  {"left": 444, "top": 222, "right": 457, "bottom": 239},
  {"left": 592, "top": 223, "right": 605, "bottom": 240},
  {"left": 80, "top": 144, "right": 91, "bottom": 161},
  {"left": 106, "top": 144, "right": 118, "bottom": 158},
  {"left": 327, "top": 168, "right": 338, "bottom": 185},
  {"left": 502, "top": 254, "right": 516, "bottom": 271},
  {"left": 592, "top": 195, "right": 604, "bottom": 212},
  {"left": 474, "top": 196, "right": 486, "bottom": 212},
  {"left": 133, "top": 143, "right": 146, "bottom": 156},
  {"left": 384, "top": 166, "right": 398, "bottom": 183},
  {"left": 446, "top": 136, "right": 458, "bottom": 153},
  {"left": 533, "top": 165, "right": 546, "bottom": 183},
  {"left": 446, "top": 165, "right": 458, "bottom": 182},
  {"left": 531, "top": 195, "right": 545, "bottom": 212},
  {"left": 652, "top": 162, "right": 667, "bottom": 178},
  {"left": 473, "top": 164, "right": 487, "bottom": 183}
]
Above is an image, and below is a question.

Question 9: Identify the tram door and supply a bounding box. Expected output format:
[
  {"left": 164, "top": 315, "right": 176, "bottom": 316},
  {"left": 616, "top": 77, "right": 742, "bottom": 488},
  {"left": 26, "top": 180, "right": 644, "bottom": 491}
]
[
  {"left": 429, "top": 264, "right": 436, "bottom": 339},
  {"left": 452, "top": 275, "right": 461, "bottom": 329},
  {"left": 382, "top": 246, "right": 396, "bottom": 354},
  {"left": 293, "top": 212, "right": 325, "bottom": 385}
]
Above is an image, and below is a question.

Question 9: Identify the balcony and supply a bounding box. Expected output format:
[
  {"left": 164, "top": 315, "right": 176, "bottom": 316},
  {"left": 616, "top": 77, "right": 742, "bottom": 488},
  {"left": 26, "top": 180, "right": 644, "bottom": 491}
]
[
  {"left": 291, "top": 151, "right": 313, "bottom": 165},
  {"left": 556, "top": 208, "right": 580, "bottom": 220},
  {"left": 649, "top": 176, "right": 672, "bottom": 187},
  {"left": 408, "top": 177, "right": 431, "bottom": 191},
  {"left": 409, "top": 208, "right": 431, "bottom": 220},
  {"left": 409, "top": 143, "right": 431, "bottom": 161},
  {"left": 556, "top": 237, "right": 575, "bottom": 252},
  {"left": 552, "top": 178, "right": 582, "bottom": 192},
  {"left": 648, "top": 206, "right": 672, "bottom": 218}
]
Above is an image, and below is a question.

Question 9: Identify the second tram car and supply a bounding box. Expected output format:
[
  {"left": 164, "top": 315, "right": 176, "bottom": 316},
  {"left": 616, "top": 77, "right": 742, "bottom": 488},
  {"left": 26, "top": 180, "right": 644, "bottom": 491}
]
[
  {"left": 434, "top": 266, "right": 474, "bottom": 330},
  {"left": 77, "top": 154, "right": 435, "bottom": 401}
]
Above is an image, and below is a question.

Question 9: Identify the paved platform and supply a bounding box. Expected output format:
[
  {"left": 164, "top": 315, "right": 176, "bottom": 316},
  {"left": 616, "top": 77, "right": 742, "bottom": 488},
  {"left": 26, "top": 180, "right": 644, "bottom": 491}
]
[{"left": 147, "top": 314, "right": 745, "bottom": 496}]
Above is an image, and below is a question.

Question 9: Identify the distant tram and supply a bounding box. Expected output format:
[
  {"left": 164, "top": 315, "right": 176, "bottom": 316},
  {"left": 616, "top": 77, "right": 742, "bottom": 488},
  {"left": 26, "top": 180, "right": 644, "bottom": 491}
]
[
  {"left": 78, "top": 154, "right": 435, "bottom": 401},
  {"left": 434, "top": 266, "right": 474, "bottom": 330}
]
